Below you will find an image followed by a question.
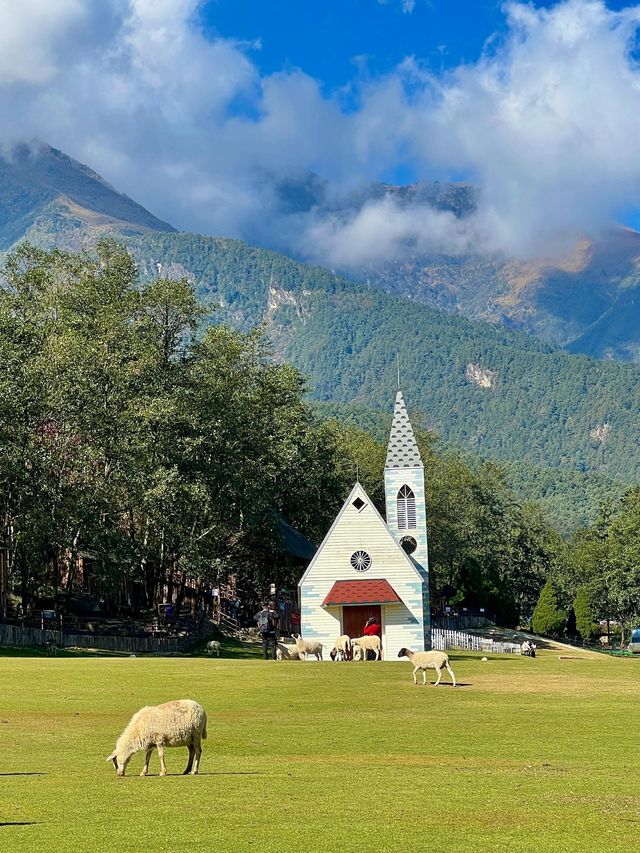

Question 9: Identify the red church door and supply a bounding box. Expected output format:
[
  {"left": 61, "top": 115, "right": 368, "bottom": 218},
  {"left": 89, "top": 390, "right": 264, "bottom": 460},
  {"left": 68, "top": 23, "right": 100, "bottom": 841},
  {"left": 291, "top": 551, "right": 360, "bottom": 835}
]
[{"left": 342, "top": 605, "right": 381, "bottom": 641}]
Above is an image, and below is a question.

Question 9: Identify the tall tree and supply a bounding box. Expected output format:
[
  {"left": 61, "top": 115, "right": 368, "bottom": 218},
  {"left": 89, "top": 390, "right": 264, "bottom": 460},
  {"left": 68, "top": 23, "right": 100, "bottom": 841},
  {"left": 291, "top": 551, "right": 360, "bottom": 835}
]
[{"left": 532, "top": 578, "right": 566, "bottom": 637}]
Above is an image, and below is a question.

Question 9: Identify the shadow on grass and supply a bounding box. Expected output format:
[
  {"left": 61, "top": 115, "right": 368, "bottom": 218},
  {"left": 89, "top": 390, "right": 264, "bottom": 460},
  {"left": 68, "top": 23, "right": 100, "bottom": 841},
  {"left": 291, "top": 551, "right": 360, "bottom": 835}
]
[
  {"left": 0, "top": 645, "right": 130, "bottom": 659},
  {"left": 0, "top": 772, "right": 46, "bottom": 776},
  {"left": 141, "top": 771, "right": 263, "bottom": 778},
  {"left": 0, "top": 822, "right": 36, "bottom": 827},
  {"left": 451, "top": 654, "right": 523, "bottom": 663}
]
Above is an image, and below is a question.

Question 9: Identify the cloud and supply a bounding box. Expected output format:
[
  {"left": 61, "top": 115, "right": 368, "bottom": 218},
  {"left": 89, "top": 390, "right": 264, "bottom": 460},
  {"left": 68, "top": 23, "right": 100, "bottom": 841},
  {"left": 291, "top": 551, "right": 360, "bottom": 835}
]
[
  {"left": 1, "top": 0, "right": 640, "bottom": 265},
  {"left": 0, "top": 0, "right": 90, "bottom": 85},
  {"left": 419, "top": 0, "right": 640, "bottom": 256},
  {"left": 296, "top": 197, "right": 481, "bottom": 268}
]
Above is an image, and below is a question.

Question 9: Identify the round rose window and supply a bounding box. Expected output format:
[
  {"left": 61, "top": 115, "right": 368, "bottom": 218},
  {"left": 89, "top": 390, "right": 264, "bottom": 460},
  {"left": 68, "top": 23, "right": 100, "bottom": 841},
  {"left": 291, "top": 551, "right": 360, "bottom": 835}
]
[{"left": 350, "top": 550, "right": 372, "bottom": 572}]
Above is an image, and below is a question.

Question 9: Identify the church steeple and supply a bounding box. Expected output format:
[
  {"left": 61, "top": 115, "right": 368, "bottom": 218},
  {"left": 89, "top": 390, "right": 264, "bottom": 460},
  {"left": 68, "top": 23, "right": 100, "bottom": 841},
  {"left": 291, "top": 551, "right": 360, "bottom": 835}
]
[
  {"left": 384, "top": 387, "right": 431, "bottom": 648},
  {"left": 385, "top": 390, "right": 423, "bottom": 470}
]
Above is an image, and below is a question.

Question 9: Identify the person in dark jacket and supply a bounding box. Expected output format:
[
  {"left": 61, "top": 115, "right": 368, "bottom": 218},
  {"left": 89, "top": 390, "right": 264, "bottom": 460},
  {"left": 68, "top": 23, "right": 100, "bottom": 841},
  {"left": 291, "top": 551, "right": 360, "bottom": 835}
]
[{"left": 254, "top": 601, "right": 279, "bottom": 660}]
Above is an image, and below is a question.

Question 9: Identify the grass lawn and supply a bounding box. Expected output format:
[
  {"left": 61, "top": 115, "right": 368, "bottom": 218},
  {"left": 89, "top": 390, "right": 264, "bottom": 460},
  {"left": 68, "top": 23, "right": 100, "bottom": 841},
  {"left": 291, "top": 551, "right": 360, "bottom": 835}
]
[{"left": 1, "top": 649, "right": 639, "bottom": 852}]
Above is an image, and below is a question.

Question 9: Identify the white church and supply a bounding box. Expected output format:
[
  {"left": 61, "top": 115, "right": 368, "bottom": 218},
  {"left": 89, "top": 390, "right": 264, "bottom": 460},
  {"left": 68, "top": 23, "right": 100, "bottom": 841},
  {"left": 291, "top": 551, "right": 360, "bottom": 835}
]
[{"left": 298, "top": 389, "right": 431, "bottom": 659}]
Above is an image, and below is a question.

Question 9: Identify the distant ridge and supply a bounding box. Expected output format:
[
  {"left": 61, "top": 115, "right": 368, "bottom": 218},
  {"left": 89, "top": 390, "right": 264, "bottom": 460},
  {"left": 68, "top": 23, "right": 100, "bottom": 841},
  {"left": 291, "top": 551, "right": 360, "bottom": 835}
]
[{"left": 0, "top": 142, "right": 175, "bottom": 250}]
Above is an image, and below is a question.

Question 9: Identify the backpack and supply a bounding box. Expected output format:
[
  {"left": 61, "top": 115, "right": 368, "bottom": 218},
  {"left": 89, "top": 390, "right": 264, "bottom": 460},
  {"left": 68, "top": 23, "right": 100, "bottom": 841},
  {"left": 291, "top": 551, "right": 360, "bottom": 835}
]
[{"left": 257, "top": 611, "right": 272, "bottom": 633}]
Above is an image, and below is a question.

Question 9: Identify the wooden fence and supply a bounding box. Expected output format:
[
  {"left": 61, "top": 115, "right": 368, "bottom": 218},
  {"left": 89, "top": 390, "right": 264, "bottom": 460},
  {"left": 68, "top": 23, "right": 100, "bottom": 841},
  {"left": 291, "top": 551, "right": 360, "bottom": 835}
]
[
  {"left": 0, "top": 622, "right": 178, "bottom": 654},
  {"left": 432, "top": 627, "right": 521, "bottom": 655}
]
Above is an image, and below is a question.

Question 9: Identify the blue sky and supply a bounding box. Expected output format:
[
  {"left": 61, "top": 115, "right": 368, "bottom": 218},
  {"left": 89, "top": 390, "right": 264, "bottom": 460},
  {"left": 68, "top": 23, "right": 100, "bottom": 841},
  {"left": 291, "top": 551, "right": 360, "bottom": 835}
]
[{"left": 202, "top": 0, "right": 635, "bottom": 89}]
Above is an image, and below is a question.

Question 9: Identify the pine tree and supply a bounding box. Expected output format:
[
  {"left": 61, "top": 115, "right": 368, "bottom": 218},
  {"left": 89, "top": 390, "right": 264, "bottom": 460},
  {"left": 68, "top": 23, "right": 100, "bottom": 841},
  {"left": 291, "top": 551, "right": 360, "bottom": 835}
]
[
  {"left": 531, "top": 578, "right": 566, "bottom": 637},
  {"left": 573, "top": 586, "right": 599, "bottom": 640}
]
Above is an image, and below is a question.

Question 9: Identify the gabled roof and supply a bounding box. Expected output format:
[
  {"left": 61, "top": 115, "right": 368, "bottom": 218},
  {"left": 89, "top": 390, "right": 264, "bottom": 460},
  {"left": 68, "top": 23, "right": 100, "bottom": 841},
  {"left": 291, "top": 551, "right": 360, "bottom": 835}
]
[
  {"left": 322, "top": 579, "right": 402, "bottom": 606},
  {"left": 274, "top": 512, "right": 316, "bottom": 561},
  {"left": 298, "top": 481, "right": 425, "bottom": 586},
  {"left": 385, "top": 390, "right": 423, "bottom": 469}
]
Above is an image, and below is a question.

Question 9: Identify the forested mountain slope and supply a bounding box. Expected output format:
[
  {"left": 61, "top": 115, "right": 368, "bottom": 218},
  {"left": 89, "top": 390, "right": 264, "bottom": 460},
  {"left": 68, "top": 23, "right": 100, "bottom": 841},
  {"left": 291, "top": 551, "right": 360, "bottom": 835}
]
[{"left": 130, "top": 231, "right": 640, "bottom": 491}]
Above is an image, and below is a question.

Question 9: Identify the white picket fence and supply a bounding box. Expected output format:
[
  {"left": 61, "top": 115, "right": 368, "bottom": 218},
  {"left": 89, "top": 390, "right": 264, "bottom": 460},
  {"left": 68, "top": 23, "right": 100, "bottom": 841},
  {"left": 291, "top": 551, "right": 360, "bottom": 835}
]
[{"left": 432, "top": 628, "right": 521, "bottom": 655}]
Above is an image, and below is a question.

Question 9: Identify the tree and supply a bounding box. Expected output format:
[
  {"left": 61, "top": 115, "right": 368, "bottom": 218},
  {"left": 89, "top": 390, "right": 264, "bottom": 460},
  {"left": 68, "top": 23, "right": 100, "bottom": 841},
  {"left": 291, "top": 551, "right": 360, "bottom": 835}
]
[
  {"left": 573, "top": 585, "right": 599, "bottom": 641},
  {"left": 531, "top": 578, "right": 566, "bottom": 636},
  {"left": 603, "top": 488, "right": 640, "bottom": 644},
  {"left": 0, "top": 240, "right": 359, "bottom": 613}
]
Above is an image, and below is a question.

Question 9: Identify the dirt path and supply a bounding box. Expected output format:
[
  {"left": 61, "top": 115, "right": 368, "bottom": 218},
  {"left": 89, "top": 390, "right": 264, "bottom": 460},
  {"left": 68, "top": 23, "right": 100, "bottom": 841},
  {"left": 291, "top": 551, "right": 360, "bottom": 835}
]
[{"left": 471, "top": 625, "right": 604, "bottom": 659}]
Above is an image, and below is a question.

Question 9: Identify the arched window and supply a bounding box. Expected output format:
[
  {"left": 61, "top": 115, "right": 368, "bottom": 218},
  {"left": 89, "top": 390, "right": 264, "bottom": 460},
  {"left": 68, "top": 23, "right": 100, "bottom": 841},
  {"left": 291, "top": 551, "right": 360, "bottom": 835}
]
[{"left": 397, "top": 485, "right": 417, "bottom": 529}]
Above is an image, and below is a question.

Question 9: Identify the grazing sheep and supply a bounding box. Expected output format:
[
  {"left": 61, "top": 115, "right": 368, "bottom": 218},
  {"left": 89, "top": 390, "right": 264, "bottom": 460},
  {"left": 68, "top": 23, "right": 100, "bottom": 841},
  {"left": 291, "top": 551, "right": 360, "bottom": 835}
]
[
  {"left": 351, "top": 635, "right": 382, "bottom": 661},
  {"left": 276, "top": 642, "right": 300, "bottom": 660},
  {"left": 398, "top": 648, "right": 456, "bottom": 686},
  {"left": 106, "top": 699, "right": 207, "bottom": 777},
  {"left": 352, "top": 645, "right": 362, "bottom": 661},
  {"left": 291, "top": 633, "right": 323, "bottom": 661},
  {"left": 206, "top": 640, "right": 220, "bottom": 657},
  {"left": 330, "top": 634, "right": 352, "bottom": 661}
]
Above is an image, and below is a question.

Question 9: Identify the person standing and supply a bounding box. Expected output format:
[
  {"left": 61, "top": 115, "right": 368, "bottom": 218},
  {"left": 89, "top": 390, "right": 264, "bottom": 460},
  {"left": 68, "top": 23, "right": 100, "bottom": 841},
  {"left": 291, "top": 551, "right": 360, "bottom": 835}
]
[
  {"left": 363, "top": 615, "right": 382, "bottom": 660},
  {"left": 254, "top": 600, "right": 279, "bottom": 660}
]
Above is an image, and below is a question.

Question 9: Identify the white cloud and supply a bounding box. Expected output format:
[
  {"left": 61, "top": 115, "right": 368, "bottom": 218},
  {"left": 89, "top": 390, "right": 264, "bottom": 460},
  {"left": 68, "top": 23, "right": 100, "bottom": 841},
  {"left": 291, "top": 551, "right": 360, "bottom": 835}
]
[
  {"left": 1, "top": 0, "right": 640, "bottom": 265},
  {"left": 296, "top": 197, "right": 481, "bottom": 268},
  {"left": 0, "top": 0, "right": 90, "bottom": 85},
  {"left": 418, "top": 0, "right": 640, "bottom": 256}
]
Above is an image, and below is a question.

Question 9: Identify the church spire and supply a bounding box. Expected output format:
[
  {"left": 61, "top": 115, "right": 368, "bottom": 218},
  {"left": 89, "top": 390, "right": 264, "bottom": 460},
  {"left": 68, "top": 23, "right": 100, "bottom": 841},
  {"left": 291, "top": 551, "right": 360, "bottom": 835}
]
[{"left": 385, "top": 390, "right": 423, "bottom": 469}]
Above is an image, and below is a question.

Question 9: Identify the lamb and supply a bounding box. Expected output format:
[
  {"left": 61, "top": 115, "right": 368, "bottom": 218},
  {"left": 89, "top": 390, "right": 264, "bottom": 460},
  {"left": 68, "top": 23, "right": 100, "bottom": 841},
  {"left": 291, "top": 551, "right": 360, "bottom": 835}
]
[
  {"left": 291, "top": 633, "right": 323, "bottom": 661},
  {"left": 397, "top": 648, "right": 456, "bottom": 687},
  {"left": 206, "top": 640, "right": 220, "bottom": 657},
  {"left": 106, "top": 699, "right": 207, "bottom": 777},
  {"left": 330, "top": 634, "right": 352, "bottom": 661},
  {"left": 276, "top": 642, "right": 300, "bottom": 660},
  {"left": 351, "top": 635, "right": 382, "bottom": 661}
]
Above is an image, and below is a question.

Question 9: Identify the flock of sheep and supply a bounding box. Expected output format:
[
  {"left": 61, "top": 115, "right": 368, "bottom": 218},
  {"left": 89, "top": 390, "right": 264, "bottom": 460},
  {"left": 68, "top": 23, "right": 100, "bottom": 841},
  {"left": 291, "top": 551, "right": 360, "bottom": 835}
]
[
  {"left": 275, "top": 632, "right": 456, "bottom": 688},
  {"left": 274, "top": 632, "right": 382, "bottom": 662},
  {"left": 107, "top": 634, "right": 457, "bottom": 778}
]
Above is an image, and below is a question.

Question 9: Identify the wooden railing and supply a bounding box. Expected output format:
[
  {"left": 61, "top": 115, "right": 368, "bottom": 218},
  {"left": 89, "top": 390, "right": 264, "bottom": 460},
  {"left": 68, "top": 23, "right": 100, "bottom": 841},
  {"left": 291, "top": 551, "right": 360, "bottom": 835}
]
[{"left": 0, "top": 622, "right": 178, "bottom": 654}]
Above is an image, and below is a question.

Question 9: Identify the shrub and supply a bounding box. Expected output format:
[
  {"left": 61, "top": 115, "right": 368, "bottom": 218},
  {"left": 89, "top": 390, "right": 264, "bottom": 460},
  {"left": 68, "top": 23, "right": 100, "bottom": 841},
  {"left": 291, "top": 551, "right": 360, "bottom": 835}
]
[{"left": 532, "top": 578, "right": 566, "bottom": 637}]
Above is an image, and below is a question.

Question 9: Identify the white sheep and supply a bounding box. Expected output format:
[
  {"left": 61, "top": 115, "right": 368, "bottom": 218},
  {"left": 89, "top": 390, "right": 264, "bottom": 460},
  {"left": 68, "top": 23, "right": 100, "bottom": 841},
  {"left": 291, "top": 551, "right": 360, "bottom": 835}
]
[
  {"left": 330, "top": 634, "right": 352, "bottom": 661},
  {"left": 398, "top": 648, "right": 456, "bottom": 686},
  {"left": 351, "top": 635, "right": 382, "bottom": 661},
  {"left": 352, "top": 645, "right": 362, "bottom": 661},
  {"left": 291, "top": 633, "right": 323, "bottom": 661},
  {"left": 276, "top": 642, "right": 300, "bottom": 660},
  {"left": 106, "top": 699, "right": 207, "bottom": 777},
  {"left": 206, "top": 640, "right": 220, "bottom": 657}
]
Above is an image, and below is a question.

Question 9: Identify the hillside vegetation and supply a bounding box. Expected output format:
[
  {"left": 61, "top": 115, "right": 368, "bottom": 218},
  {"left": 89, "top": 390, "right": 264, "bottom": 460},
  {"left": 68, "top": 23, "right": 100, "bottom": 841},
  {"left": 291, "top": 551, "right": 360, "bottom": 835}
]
[{"left": 131, "top": 232, "right": 640, "bottom": 495}]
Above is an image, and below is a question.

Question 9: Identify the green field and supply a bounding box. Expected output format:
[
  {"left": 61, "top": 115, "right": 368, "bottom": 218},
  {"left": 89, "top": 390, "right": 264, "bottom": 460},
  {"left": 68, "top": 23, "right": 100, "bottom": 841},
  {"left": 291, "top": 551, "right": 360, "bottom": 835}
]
[{"left": 1, "top": 650, "right": 639, "bottom": 852}]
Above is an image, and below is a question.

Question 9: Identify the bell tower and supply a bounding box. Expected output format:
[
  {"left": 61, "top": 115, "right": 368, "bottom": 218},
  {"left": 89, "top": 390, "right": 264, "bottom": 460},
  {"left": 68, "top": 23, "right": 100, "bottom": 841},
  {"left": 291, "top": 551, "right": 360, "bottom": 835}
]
[{"left": 384, "top": 389, "right": 430, "bottom": 647}]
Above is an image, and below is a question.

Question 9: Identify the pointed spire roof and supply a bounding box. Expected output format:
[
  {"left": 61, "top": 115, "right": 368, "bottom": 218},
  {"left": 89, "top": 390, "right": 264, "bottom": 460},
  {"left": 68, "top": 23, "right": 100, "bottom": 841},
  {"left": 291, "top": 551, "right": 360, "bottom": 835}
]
[{"left": 385, "top": 390, "right": 423, "bottom": 469}]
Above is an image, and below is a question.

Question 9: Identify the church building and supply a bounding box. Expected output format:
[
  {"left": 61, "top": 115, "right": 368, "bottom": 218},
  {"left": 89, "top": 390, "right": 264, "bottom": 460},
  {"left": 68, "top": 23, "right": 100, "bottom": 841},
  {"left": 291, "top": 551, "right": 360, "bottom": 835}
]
[{"left": 298, "top": 389, "right": 431, "bottom": 659}]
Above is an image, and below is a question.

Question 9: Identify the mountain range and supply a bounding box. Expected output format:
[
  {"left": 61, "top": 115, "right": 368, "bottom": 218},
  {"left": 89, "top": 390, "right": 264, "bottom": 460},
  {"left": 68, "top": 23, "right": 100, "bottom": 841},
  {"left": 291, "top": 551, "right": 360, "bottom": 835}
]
[
  {"left": 2, "top": 142, "right": 640, "bottom": 530},
  {"left": 276, "top": 172, "right": 640, "bottom": 363}
]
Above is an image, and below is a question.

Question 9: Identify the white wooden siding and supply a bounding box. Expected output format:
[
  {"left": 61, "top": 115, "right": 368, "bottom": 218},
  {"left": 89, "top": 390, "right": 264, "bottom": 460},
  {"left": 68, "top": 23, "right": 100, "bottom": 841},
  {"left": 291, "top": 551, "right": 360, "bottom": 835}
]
[{"left": 299, "top": 482, "right": 427, "bottom": 658}]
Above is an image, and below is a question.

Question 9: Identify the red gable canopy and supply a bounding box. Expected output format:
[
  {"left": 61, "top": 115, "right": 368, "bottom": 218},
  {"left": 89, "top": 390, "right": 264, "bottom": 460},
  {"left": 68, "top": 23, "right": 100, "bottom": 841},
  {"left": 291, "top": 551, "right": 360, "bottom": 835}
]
[{"left": 322, "top": 579, "right": 402, "bottom": 607}]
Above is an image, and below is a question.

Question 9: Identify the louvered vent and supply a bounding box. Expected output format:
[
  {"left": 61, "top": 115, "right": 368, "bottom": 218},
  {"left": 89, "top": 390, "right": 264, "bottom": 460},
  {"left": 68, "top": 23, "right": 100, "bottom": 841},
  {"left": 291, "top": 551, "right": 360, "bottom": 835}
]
[{"left": 397, "top": 485, "right": 417, "bottom": 530}]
